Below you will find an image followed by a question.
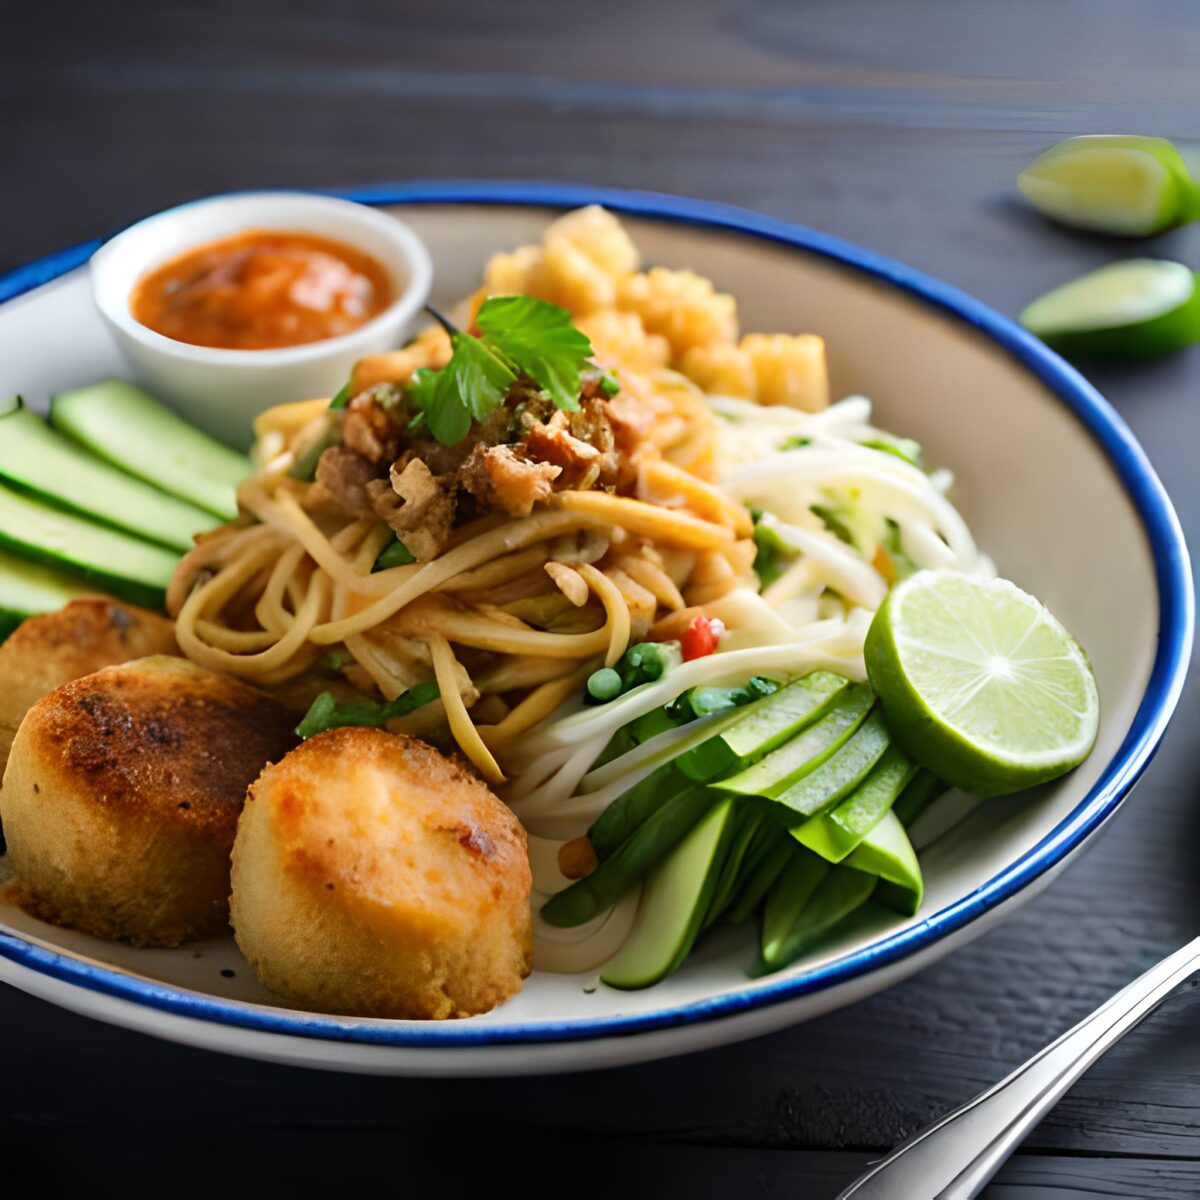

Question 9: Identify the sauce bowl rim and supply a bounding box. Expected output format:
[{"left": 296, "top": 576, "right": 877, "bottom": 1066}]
[{"left": 88, "top": 190, "right": 433, "bottom": 367}]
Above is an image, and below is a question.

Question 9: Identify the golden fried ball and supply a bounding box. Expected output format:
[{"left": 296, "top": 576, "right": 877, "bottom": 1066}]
[
  {"left": 230, "top": 727, "right": 532, "bottom": 1019},
  {"left": 0, "top": 597, "right": 178, "bottom": 774},
  {"left": 1, "top": 656, "right": 298, "bottom": 946}
]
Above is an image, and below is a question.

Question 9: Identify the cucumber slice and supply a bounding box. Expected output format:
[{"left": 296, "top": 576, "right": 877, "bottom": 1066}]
[
  {"left": 1020, "top": 260, "right": 1200, "bottom": 360},
  {"left": 1018, "top": 135, "right": 1200, "bottom": 237},
  {"left": 771, "top": 708, "right": 891, "bottom": 821},
  {"left": 542, "top": 786, "right": 715, "bottom": 927},
  {"left": 849, "top": 810, "right": 923, "bottom": 915},
  {"left": 702, "top": 803, "right": 765, "bottom": 930},
  {"left": 589, "top": 689, "right": 809, "bottom": 857},
  {"left": 793, "top": 745, "right": 918, "bottom": 863},
  {"left": 0, "top": 546, "right": 89, "bottom": 640},
  {"left": 760, "top": 848, "right": 829, "bottom": 965},
  {"left": 0, "top": 483, "right": 177, "bottom": 609},
  {"left": 760, "top": 860, "right": 877, "bottom": 972},
  {"left": 727, "top": 830, "right": 793, "bottom": 925},
  {"left": 0, "top": 399, "right": 219, "bottom": 551},
  {"left": 587, "top": 763, "right": 688, "bottom": 859},
  {"left": 50, "top": 380, "right": 250, "bottom": 519},
  {"left": 677, "top": 670, "right": 847, "bottom": 781},
  {"left": 601, "top": 798, "right": 736, "bottom": 990},
  {"left": 715, "top": 684, "right": 874, "bottom": 799}
]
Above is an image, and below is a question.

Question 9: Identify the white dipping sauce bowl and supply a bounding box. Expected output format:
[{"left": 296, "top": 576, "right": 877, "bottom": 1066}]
[{"left": 89, "top": 192, "right": 433, "bottom": 447}]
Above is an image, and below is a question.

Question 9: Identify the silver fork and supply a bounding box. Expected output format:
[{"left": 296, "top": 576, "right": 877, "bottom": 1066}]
[{"left": 837, "top": 936, "right": 1200, "bottom": 1199}]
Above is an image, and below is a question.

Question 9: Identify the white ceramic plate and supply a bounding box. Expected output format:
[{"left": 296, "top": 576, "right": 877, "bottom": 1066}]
[{"left": 0, "top": 184, "right": 1191, "bottom": 1077}]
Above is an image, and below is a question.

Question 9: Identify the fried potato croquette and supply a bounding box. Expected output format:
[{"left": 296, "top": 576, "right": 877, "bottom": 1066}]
[
  {"left": 0, "top": 597, "right": 178, "bottom": 774},
  {"left": 1, "top": 656, "right": 297, "bottom": 947},
  {"left": 231, "top": 727, "right": 532, "bottom": 1019}
]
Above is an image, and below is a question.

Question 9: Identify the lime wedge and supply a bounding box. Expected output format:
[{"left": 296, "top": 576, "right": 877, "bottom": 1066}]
[
  {"left": 1020, "top": 259, "right": 1200, "bottom": 360},
  {"left": 1018, "top": 135, "right": 1200, "bottom": 236},
  {"left": 864, "top": 572, "right": 1099, "bottom": 797}
]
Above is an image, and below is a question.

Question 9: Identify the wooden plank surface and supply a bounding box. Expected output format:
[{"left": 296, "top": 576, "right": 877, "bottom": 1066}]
[{"left": 2, "top": 2, "right": 1199, "bottom": 1195}]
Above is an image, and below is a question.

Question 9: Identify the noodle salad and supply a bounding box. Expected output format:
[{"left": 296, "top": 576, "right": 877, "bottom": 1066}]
[
  {"left": 162, "top": 206, "right": 1029, "bottom": 989},
  {"left": 0, "top": 204, "right": 1088, "bottom": 1014}
]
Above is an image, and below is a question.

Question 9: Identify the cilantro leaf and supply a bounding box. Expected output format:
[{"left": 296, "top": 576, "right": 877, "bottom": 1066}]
[
  {"left": 404, "top": 295, "right": 598, "bottom": 445},
  {"left": 450, "top": 333, "right": 517, "bottom": 421},
  {"left": 476, "top": 295, "right": 593, "bottom": 413},
  {"left": 409, "top": 336, "right": 515, "bottom": 444}
]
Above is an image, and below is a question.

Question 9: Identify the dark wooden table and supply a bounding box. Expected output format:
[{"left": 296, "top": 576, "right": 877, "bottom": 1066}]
[{"left": 3, "top": 2, "right": 1200, "bottom": 1195}]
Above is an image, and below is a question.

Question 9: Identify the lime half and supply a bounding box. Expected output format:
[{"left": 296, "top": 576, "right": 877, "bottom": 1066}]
[{"left": 864, "top": 572, "right": 1099, "bottom": 797}]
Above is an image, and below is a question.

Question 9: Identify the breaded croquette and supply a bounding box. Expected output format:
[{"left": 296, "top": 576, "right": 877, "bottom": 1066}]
[
  {"left": 231, "top": 727, "right": 532, "bottom": 1019},
  {"left": 0, "top": 597, "right": 178, "bottom": 774},
  {"left": 1, "top": 656, "right": 298, "bottom": 946}
]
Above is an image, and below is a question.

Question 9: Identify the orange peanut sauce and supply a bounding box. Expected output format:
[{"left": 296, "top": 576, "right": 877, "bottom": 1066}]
[{"left": 130, "top": 230, "right": 393, "bottom": 350}]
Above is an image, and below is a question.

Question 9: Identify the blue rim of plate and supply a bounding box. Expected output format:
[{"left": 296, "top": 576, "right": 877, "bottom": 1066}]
[{"left": 0, "top": 181, "right": 1192, "bottom": 1048}]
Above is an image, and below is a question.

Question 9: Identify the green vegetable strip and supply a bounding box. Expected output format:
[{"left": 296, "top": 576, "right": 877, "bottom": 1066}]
[
  {"left": 679, "top": 671, "right": 849, "bottom": 782},
  {"left": 759, "top": 862, "right": 877, "bottom": 972},
  {"left": 792, "top": 744, "right": 917, "bottom": 863},
  {"left": 716, "top": 684, "right": 874, "bottom": 799},
  {"left": 760, "top": 848, "right": 829, "bottom": 966},
  {"left": 861, "top": 434, "right": 923, "bottom": 469},
  {"left": 727, "top": 833, "right": 794, "bottom": 926},
  {"left": 588, "top": 681, "right": 819, "bottom": 859},
  {"left": 295, "top": 681, "right": 439, "bottom": 740},
  {"left": 702, "top": 804, "right": 766, "bottom": 931},
  {"left": 771, "top": 708, "right": 891, "bottom": 821},
  {"left": 587, "top": 764, "right": 690, "bottom": 860},
  {"left": 541, "top": 786, "right": 717, "bottom": 927}
]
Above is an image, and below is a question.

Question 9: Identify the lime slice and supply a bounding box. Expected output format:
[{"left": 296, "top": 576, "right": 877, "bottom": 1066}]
[
  {"left": 1018, "top": 135, "right": 1200, "bottom": 236},
  {"left": 864, "top": 572, "right": 1099, "bottom": 797},
  {"left": 1020, "top": 259, "right": 1200, "bottom": 360}
]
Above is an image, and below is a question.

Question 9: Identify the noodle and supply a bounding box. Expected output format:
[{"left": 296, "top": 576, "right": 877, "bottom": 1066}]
[
  {"left": 429, "top": 634, "right": 504, "bottom": 785},
  {"left": 575, "top": 564, "right": 631, "bottom": 667}
]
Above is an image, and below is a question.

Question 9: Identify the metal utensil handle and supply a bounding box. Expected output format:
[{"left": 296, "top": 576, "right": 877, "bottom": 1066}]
[{"left": 838, "top": 936, "right": 1200, "bottom": 1200}]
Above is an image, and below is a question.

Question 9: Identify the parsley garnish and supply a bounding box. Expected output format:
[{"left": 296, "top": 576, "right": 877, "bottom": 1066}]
[{"left": 411, "top": 296, "right": 599, "bottom": 444}]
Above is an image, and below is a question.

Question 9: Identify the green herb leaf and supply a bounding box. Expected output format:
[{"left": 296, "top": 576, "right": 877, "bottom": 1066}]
[
  {"left": 476, "top": 295, "right": 593, "bottom": 413},
  {"left": 295, "top": 680, "right": 440, "bottom": 740},
  {"left": 405, "top": 295, "right": 597, "bottom": 445},
  {"left": 372, "top": 535, "right": 417, "bottom": 571},
  {"left": 329, "top": 381, "right": 354, "bottom": 410},
  {"left": 375, "top": 536, "right": 417, "bottom": 571},
  {"left": 410, "top": 334, "right": 515, "bottom": 443},
  {"left": 450, "top": 333, "right": 518, "bottom": 421}
]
